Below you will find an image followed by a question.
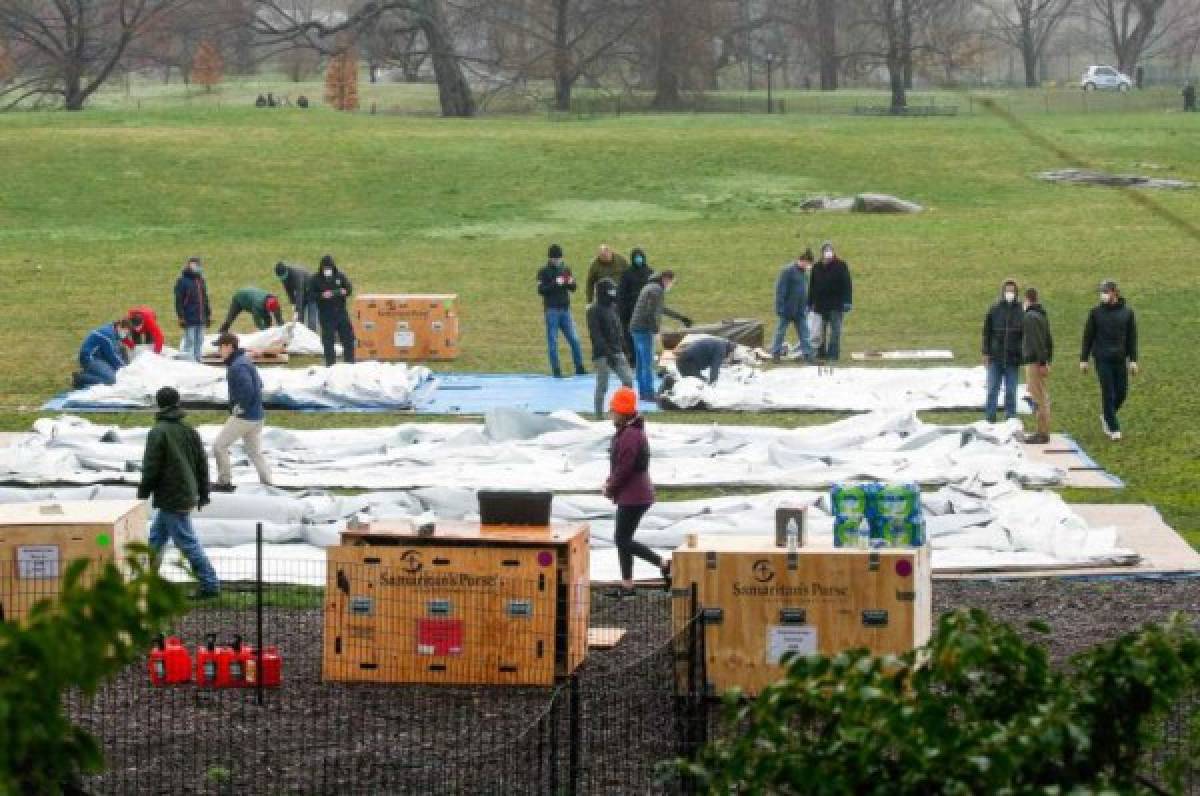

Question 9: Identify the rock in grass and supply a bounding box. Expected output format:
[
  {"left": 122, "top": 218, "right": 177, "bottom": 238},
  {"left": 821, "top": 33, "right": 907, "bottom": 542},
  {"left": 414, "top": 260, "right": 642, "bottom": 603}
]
[
  {"left": 800, "top": 196, "right": 855, "bottom": 212},
  {"left": 1037, "top": 169, "right": 1195, "bottom": 190},
  {"left": 852, "top": 193, "right": 924, "bottom": 213}
]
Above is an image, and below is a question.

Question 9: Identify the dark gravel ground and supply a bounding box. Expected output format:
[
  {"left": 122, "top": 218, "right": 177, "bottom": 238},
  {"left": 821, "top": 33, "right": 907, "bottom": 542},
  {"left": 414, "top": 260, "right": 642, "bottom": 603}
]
[{"left": 68, "top": 577, "right": 1200, "bottom": 794}]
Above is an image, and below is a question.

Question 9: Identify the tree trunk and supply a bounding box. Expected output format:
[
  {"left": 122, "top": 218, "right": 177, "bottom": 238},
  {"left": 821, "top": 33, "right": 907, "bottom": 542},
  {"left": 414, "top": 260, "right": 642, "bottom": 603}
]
[
  {"left": 883, "top": 0, "right": 906, "bottom": 112},
  {"left": 64, "top": 67, "right": 85, "bottom": 111},
  {"left": 553, "top": 0, "right": 573, "bottom": 111},
  {"left": 416, "top": 0, "right": 475, "bottom": 117},
  {"left": 900, "top": 0, "right": 913, "bottom": 90},
  {"left": 1021, "top": 28, "right": 1039, "bottom": 88},
  {"left": 651, "top": 0, "right": 684, "bottom": 108},
  {"left": 817, "top": 0, "right": 838, "bottom": 91}
]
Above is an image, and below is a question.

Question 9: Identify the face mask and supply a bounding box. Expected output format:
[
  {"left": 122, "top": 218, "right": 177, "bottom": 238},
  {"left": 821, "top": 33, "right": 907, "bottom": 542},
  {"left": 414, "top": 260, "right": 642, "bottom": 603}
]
[
  {"left": 633, "top": 256, "right": 644, "bottom": 266},
  {"left": 823, "top": 251, "right": 833, "bottom": 261},
  {"left": 605, "top": 289, "right": 617, "bottom": 300},
  {"left": 323, "top": 269, "right": 333, "bottom": 278},
  {"left": 1100, "top": 292, "right": 1110, "bottom": 304},
  {"left": 1004, "top": 291, "right": 1016, "bottom": 303}
]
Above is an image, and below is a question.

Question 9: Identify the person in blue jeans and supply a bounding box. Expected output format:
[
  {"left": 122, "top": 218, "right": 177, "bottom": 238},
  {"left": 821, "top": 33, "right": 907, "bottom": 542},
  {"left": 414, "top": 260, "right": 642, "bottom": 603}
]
[
  {"left": 75, "top": 319, "right": 132, "bottom": 388},
  {"left": 537, "top": 243, "right": 586, "bottom": 378},
  {"left": 138, "top": 386, "right": 219, "bottom": 599},
  {"left": 174, "top": 256, "right": 211, "bottom": 361},
  {"left": 629, "top": 270, "right": 691, "bottom": 399},
  {"left": 981, "top": 278, "right": 1024, "bottom": 423},
  {"left": 807, "top": 241, "right": 852, "bottom": 361},
  {"left": 771, "top": 248, "right": 814, "bottom": 362}
]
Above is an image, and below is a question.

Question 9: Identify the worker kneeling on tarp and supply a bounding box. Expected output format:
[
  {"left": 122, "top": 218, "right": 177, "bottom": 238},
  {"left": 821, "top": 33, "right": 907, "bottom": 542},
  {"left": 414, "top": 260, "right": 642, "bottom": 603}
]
[
  {"left": 675, "top": 336, "right": 736, "bottom": 384},
  {"left": 74, "top": 319, "right": 132, "bottom": 389}
]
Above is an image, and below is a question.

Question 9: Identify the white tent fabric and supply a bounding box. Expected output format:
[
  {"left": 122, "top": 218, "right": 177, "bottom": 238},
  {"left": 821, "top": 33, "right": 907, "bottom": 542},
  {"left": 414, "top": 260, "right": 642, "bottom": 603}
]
[
  {"left": 0, "top": 483, "right": 1136, "bottom": 583},
  {"left": 198, "top": 323, "right": 330, "bottom": 357},
  {"left": 1, "top": 409, "right": 1063, "bottom": 491},
  {"left": 58, "top": 350, "right": 434, "bottom": 409},
  {"left": 662, "top": 363, "right": 1029, "bottom": 412}
]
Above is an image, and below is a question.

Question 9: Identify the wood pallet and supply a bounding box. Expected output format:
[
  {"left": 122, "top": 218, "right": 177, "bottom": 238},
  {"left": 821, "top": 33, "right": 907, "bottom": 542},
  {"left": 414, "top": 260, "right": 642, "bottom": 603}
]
[{"left": 201, "top": 349, "right": 289, "bottom": 365}]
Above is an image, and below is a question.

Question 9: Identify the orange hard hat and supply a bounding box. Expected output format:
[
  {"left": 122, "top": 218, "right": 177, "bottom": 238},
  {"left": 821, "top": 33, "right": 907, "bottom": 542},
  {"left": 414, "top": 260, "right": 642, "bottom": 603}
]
[{"left": 609, "top": 386, "right": 638, "bottom": 415}]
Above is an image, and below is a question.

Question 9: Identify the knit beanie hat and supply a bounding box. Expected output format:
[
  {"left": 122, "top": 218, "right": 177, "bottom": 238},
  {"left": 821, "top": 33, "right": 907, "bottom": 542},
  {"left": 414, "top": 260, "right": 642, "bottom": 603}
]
[
  {"left": 548, "top": 243, "right": 564, "bottom": 260},
  {"left": 609, "top": 387, "right": 638, "bottom": 415},
  {"left": 156, "top": 386, "right": 181, "bottom": 409}
]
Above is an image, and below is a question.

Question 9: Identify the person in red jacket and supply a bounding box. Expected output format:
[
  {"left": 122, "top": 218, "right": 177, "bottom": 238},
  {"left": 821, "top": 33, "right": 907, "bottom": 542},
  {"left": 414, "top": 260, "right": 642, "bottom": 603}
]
[
  {"left": 124, "top": 306, "right": 165, "bottom": 354},
  {"left": 602, "top": 386, "right": 670, "bottom": 599}
]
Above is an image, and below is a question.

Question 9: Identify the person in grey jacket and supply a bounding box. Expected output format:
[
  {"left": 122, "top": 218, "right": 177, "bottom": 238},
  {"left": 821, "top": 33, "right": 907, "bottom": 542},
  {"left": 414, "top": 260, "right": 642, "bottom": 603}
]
[
  {"left": 676, "top": 337, "right": 736, "bottom": 384},
  {"left": 587, "top": 278, "right": 634, "bottom": 419},
  {"left": 771, "top": 248, "right": 814, "bottom": 362},
  {"left": 629, "top": 271, "right": 692, "bottom": 400},
  {"left": 274, "top": 261, "right": 318, "bottom": 331}
]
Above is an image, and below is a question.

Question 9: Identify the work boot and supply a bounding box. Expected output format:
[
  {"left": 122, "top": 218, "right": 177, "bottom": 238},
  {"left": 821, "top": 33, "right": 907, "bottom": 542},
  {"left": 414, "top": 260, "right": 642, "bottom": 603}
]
[
  {"left": 211, "top": 483, "right": 237, "bottom": 493},
  {"left": 552, "top": 368, "right": 564, "bottom": 379},
  {"left": 575, "top": 365, "right": 588, "bottom": 376}
]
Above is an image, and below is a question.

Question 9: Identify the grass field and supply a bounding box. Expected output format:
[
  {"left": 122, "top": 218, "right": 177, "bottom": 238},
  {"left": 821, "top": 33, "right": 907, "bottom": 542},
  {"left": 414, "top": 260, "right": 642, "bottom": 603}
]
[{"left": 0, "top": 95, "right": 1197, "bottom": 542}]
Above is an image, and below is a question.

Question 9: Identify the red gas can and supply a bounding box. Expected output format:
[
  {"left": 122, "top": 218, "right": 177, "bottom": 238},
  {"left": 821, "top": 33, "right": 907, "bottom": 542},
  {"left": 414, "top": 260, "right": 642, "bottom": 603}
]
[
  {"left": 239, "top": 643, "right": 283, "bottom": 688},
  {"left": 228, "top": 636, "right": 248, "bottom": 687},
  {"left": 148, "top": 634, "right": 192, "bottom": 686},
  {"left": 195, "top": 633, "right": 236, "bottom": 688}
]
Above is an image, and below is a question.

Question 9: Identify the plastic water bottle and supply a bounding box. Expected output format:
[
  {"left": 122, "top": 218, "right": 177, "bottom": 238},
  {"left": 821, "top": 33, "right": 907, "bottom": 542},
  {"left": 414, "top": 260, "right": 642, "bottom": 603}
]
[{"left": 786, "top": 518, "right": 799, "bottom": 551}]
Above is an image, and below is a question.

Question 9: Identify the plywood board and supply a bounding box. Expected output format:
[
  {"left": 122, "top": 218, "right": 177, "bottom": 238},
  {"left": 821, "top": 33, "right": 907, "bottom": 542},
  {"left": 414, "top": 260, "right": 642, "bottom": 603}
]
[
  {"left": 0, "top": 500, "right": 147, "bottom": 526},
  {"left": 935, "top": 504, "right": 1200, "bottom": 580},
  {"left": 1022, "top": 433, "right": 1123, "bottom": 489},
  {"left": 587, "top": 627, "right": 626, "bottom": 649},
  {"left": 851, "top": 350, "right": 954, "bottom": 361}
]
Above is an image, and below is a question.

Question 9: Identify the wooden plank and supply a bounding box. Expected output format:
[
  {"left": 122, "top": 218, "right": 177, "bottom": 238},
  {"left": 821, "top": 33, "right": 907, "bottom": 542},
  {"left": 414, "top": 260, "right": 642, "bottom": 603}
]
[
  {"left": 672, "top": 537, "right": 931, "bottom": 696},
  {"left": 587, "top": 627, "right": 626, "bottom": 649},
  {"left": 201, "top": 350, "right": 289, "bottom": 365},
  {"left": 851, "top": 350, "right": 954, "bottom": 361},
  {"left": 341, "top": 520, "right": 585, "bottom": 547},
  {"left": 0, "top": 499, "right": 146, "bottom": 526}
]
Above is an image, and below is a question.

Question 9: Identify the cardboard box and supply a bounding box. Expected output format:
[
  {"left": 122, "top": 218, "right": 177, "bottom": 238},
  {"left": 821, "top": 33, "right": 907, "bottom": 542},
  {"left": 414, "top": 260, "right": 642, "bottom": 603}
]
[
  {"left": 671, "top": 535, "right": 931, "bottom": 695},
  {"left": 324, "top": 521, "right": 589, "bottom": 685},
  {"left": 0, "top": 500, "right": 149, "bottom": 623},
  {"left": 352, "top": 294, "right": 459, "bottom": 361}
]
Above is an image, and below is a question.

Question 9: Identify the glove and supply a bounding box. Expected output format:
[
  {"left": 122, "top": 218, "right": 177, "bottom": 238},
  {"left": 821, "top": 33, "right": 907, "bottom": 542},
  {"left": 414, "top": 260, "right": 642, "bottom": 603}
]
[
  {"left": 682, "top": 316, "right": 694, "bottom": 328},
  {"left": 322, "top": 290, "right": 334, "bottom": 299},
  {"left": 843, "top": 303, "right": 852, "bottom": 313},
  {"left": 179, "top": 319, "right": 188, "bottom": 329}
]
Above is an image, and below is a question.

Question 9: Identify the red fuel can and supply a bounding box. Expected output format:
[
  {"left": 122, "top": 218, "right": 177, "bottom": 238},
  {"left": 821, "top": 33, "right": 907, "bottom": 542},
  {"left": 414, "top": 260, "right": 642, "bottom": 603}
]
[
  {"left": 228, "top": 636, "right": 248, "bottom": 687},
  {"left": 195, "top": 633, "right": 235, "bottom": 688},
  {"left": 242, "top": 644, "right": 283, "bottom": 687},
  {"left": 148, "top": 634, "right": 192, "bottom": 686}
]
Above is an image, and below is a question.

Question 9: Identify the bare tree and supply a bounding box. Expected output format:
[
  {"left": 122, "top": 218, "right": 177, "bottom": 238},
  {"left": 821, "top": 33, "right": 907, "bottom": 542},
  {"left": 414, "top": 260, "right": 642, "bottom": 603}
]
[
  {"left": 851, "top": 0, "right": 954, "bottom": 111},
  {"left": 256, "top": 0, "right": 476, "bottom": 116},
  {"left": 1084, "top": 0, "right": 1199, "bottom": 74},
  {"left": 0, "top": 0, "right": 198, "bottom": 110},
  {"left": 984, "top": 1, "right": 1074, "bottom": 87},
  {"left": 815, "top": 0, "right": 838, "bottom": 89}
]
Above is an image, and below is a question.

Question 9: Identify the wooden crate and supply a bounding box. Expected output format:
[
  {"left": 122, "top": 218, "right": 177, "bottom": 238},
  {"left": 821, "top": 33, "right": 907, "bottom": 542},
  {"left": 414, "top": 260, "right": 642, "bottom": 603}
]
[
  {"left": 323, "top": 521, "right": 588, "bottom": 685},
  {"left": 671, "top": 536, "right": 931, "bottom": 695},
  {"left": 352, "top": 294, "right": 460, "bottom": 362},
  {"left": 0, "top": 500, "right": 149, "bottom": 623}
]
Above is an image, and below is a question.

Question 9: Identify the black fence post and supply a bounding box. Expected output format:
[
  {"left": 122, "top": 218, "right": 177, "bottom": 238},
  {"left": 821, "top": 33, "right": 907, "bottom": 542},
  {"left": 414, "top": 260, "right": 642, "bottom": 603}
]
[
  {"left": 568, "top": 672, "right": 581, "bottom": 795},
  {"left": 255, "top": 521, "right": 264, "bottom": 706}
]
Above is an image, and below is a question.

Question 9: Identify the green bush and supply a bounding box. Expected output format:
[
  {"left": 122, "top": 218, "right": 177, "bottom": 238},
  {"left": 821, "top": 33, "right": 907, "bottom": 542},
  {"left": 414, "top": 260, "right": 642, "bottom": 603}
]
[
  {"left": 680, "top": 609, "right": 1200, "bottom": 794},
  {"left": 0, "top": 547, "right": 185, "bottom": 794}
]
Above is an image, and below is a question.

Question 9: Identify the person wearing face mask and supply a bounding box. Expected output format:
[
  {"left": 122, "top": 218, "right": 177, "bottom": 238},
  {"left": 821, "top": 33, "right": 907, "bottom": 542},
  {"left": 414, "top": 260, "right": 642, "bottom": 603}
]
[
  {"left": 772, "top": 248, "right": 815, "bottom": 362},
  {"left": 617, "top": 248, "right": 654, "bottom": 367},
  {"left": 981, "top": 278, "right": 1025, "bottom": 424},
  {"left": 629, "top": 270, "right": 692, "bottom": 401},
  {"left": 585, "top": 243, "right": 629, "bottom": 304},
  {"left": 587, "top": 277, "right": 634, "bottom": 419},
  {"left": 1080, "top": 280, "right": 1139, "bottom": 441},
  {"left": 74, "top": 319, "right": 132, "bottom": 388},
  {"left": 536, "top": 243, "right": 587, "bottom": 378},
  {"left": 807, "top": 241, "right": 853, "bottom": 361},
  {"left": 123, "top": 306, "right": 165, "bottom": 355},
  {"left": 603, "top": 386, "right": 670, "bottom": 599},
  {"left": 174, "top": 256, "right": 211, "bottom": 362},
  {"left": 306, "top": 254, "right": 356, "bottom": 367},
  {"left": 1020, "top": 287, "right": 1054, "bottom": 444}
]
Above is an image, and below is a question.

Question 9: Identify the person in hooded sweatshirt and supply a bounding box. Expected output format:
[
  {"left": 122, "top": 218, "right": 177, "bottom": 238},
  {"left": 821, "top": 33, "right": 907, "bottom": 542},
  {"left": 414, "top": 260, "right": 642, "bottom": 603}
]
[
  {"left": 617, "top": 248, "right": 653, "bottom": 367},
  {"left": 981, "top": 278, "right": 1024, "bottom": 423},
  {"left": 806, "top": 241, "right": 853, "bottom": 361},
  {"left": 306, "top": 254, "right": 356, "bottom": 367},
  {"left": 1080, "top": 279, "right": 1139, "bottom": 441},
  {"left": 138, "top": 386, "right": 219, "bottom": 599},
  {"left": 536, "top": 243, "right": 587, "bottom": 378},
  {"left": 675, "top": 336, "right": 736, "bottom": 384},
  {"left": 587, "top": 277, "right": 634, "bottom": 419},
  {"left": 75, "top": 319, "right": 132, "bottom": 388},
  {"left": 174, "top": 256, "right": 211, "bottom": 362},
  {"left": 603, "top": 386, "right": 670, "bottom": 599},
  {"left": 771, "top": 247, "right": 815, "bottom": 362},
  {"left": 218, "top": 287, "right": 284, "bottom": 334},
  {"left": 1021, "top": 287, "right": 1054, "bottom": 444},
  {"left": 211, "top": 333, "right": 272, "bottom": 491},
  {"left": 124, "top": 306, "right": 165, "bottom": 354},
  {"left": 274, "top": 261, "right": 318, "bottom": 331},
  {"left": 629, "top": 270, "right": 692, "bottom": 400}
]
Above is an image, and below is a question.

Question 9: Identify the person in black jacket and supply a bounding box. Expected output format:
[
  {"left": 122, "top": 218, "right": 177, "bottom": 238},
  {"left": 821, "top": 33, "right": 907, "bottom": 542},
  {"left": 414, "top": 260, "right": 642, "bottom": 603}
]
[
  {"left": 275, "top": 261, "right": 318, "bottom": 331},
  {"left": 617, "top": 247, "right": 653, "bottom": 367},
  {"left": 1080, "top": 279, "right": 1139, "bottom": 441},
  {"left": 1021, "top": 287, "right": 1054, "bottom": 444},
  {"left": 306, "top": 254, "right": 356, "bottom": 366},
  {"left": 537, "top": 243, "right": 586, "bottom": 378},
  {"left": 587, "top": 277, "right": 633, "bottom": 419},
  {"left": 982, "top": 278, "right": 1024, "bottom": 423},
  {"left": 807, "top": 241, "right": 853, "bottom": 361}
]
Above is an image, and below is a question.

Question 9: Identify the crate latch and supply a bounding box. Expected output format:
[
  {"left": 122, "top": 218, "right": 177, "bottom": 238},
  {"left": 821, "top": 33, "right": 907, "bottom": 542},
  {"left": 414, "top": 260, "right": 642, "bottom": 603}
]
[
  {"left": 705, "top": 551, "right": 718, "bottom": 570},
  {"left": 701, "top": 607, "right": 724, "bottom": 625},
  {"left": 779, "top": 608, "right": 806, "bottom": 625},
  {"left": 868, "top": 552, "right": 880, "bottom": 572}
]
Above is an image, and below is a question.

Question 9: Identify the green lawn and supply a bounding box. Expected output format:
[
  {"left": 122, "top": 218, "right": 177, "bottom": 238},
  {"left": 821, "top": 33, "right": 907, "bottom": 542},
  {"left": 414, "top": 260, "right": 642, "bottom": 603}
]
[{"left": 0, "top": 100, "right": 1197, "bottom": 541}]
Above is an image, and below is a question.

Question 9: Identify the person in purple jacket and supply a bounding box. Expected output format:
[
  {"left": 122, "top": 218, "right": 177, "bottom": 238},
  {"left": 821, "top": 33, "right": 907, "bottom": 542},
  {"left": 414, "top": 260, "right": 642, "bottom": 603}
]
[{"left": 602, "top": 386, "right": 670, "bottom": 598}]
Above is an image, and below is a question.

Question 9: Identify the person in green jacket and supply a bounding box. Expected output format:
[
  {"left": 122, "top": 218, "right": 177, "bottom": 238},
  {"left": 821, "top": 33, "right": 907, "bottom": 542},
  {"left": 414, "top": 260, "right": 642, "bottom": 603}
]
[
  {"left": 585, "top": 244, "right": 629, "bottom": 304},
  {"left": 217, "top": 287, "right": 284, "bottom": 333},
  {"left": 137, "top": 386, "right": 219, "bottom": 598}
]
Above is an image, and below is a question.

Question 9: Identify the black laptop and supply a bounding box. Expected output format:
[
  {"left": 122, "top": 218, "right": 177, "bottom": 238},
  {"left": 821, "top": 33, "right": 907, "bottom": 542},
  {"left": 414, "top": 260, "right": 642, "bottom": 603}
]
[{"left": 477, "top": 490, "right": 553, "bottom": 526}]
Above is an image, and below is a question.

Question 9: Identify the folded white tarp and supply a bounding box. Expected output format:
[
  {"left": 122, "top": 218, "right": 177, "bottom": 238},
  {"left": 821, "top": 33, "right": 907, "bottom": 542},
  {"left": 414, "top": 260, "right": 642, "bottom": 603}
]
[
  {"left": 1, "top": 409, "right": 1063, "bottom": 491},
  {"left": 59, "top": 351, "right": 434, "bottom": 410},
  {"left": 197, "top": 323, "right": 331, "bottom": 358},
  {"left": 662, "top": 364, "right": 1029, "bottom": 412},
  {"left": 0, "top": 484, "right": 1135, "bottom": 582}
]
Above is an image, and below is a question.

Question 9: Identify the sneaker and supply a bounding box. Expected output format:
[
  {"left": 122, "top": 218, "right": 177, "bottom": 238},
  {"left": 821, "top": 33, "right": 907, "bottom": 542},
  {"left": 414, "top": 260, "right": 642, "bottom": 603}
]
[
  {"left": 188, "top": 589, "right": 220, "bottom": 601},
  {"left": 1100, "top": 414, "right": 1113, "bottom": 435},
  {"left": 552, "top": 369, "right": 564, "bottom": 379},
  {"left": 70, "top": 371, "right": 85, "bottom": 389},
  {"left": 211, "top": 483, "right": 236, "bottom": 493},
  {"left": 1110, "top": 430, "right": 1122, "bottom": 441},
  {"left": 604, "top": 586, "right": 637, "bottom": 600}
]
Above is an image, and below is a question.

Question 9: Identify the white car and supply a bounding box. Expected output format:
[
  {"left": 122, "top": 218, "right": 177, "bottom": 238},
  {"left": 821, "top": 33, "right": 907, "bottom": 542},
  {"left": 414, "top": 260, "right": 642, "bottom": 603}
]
[{"left": 1081, "top": 65, "right": 1132, "bottom": 91}]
